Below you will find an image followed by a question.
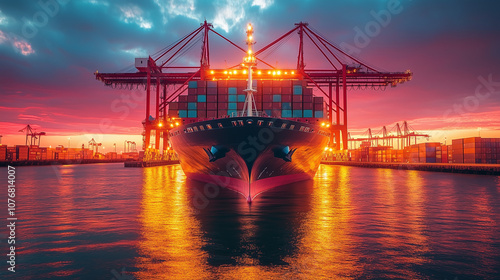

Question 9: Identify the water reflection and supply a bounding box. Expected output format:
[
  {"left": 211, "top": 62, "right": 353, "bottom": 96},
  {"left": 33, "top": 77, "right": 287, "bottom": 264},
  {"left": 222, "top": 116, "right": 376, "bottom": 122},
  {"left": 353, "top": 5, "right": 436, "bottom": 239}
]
[{"left": 135, "top": 165, "right": 211, "bottom": 279}]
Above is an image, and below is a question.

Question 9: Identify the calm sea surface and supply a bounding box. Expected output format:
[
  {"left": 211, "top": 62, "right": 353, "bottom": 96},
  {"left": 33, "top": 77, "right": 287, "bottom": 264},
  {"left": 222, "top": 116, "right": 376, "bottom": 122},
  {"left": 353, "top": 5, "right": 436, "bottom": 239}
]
[{"left": 0, "top": 163, "right": 499, "bottom": 279}]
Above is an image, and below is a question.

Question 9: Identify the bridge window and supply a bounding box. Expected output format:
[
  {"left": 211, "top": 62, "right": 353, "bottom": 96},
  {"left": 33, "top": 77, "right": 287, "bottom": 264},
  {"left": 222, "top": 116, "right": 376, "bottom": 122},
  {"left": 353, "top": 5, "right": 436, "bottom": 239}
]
[
  {"left": 231, "top": 121, "right": 237, "bottom": 127},
  {"left": 268, "top": 121, "right": 273, "bottom": 127},
  {"left": 238, "top": 120, "right": 244, "bottom": 126},
  {"left": 186, "top": 127, "right": 193, "bottom": 133},
  {"left": 281, "top": 123, "right": 287, "bottom": 129},
  {"left": 289, "top": 125, "right": 295, "bottom": 130},
  {"left": 304, "top": 127, "right": 311, "bottom": 132},
  {"left": 299, "top": 126, "right": 305, "bottom": 132},
  {"left": 257, "top": 120, "right": 264, "bottom": 126},
  {"left": 218, "top": 123, "right": 223, "bottom": 128},
  {"left": 193, "top": 126, "right": 199, "bottom": 132},
  {"left": 199, "top": 125, "right": 205, "bottom": 131},
  {"left": 206, "top": 124, "right": 213, "bottom": 129}
]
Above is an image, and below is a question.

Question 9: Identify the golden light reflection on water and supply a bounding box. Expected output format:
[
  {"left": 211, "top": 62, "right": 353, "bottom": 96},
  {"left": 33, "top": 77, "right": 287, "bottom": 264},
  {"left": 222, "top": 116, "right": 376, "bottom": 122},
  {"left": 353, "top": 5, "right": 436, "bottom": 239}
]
[
  {"left": 135, "top": 165, "right": 212, "bottom": 279},
  {"left": 131, "top": 164, "right": 500, "bottom": 279},
  {"left": 281, "top": 165, "right": 360, "bottom": 279}
]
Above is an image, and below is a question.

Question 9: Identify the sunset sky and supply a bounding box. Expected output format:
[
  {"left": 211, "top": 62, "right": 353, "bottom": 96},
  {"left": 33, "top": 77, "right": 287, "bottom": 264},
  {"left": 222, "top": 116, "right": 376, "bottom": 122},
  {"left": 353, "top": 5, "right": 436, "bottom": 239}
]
[{"left": 1, "top": 0, "right": 500, "bottom": 150}]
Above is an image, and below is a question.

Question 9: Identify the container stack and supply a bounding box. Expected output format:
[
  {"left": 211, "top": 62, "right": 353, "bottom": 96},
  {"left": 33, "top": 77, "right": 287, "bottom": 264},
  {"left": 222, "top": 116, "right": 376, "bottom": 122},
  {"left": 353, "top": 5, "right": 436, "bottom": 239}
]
[
  {"left": 452, "top": 139, "right": 464, "bottom": 163},
  {"left": 29, "top": 146, "right": 42, "bottom": 160},
  {"left": 16, "top": 145, "right": 29, "bottom": 161},
  {"left": 0, "top": 145, "right": 6, "bottom": 161},
  {"left": 168, "top": 79, "right": 323, "bottom": 120}
]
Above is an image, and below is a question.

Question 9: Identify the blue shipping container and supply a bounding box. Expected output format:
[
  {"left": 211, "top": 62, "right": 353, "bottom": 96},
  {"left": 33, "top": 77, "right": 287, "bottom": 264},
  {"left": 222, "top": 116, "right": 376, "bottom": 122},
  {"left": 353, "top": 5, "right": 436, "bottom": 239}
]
[
  {"left": 197, "top": 95, "right": 206, "bottom": 102},
  {"left": 282, "top": 109, "right": 292, "bottom": 118},
  {"left": 228, "top": 103, "right": 237, "bottom": 110},
  {"left": 188, "top": 110, "right": 197, "bottom": 118},
  {"left": 188, "top": 102, "right": 197, "bottom": 110},
  {"left": 229, "top": 95, "right": 237, "bottom": 102},
  {"left": 229, "top": 87, "right": 237, "bottom": 95},
  {"left": 273, "top": 94, "right": 281, "bottom": 102},
  {"left": 188, "top": 81, "right": 198, "bottom": 88},
  {"left": 293, "top": 110, "right": 303, "bottom": 117},
  {"left": 237, "top": 95, "right": 246, "bottom": 102},
  {"left": 282, "top": 102, "right": 291, "bottom": 110},
  {"left": 179, "top": 110, "right": 188, "bottom": 118},
  {"left": 293, "top": 85, "right": 302, "bottom": 95},
  {"left": 314, "top": 111, "right": 323, "bottom": 118},
  {"left": 303, "top": 110, "right": 313, "bottom": 117}
]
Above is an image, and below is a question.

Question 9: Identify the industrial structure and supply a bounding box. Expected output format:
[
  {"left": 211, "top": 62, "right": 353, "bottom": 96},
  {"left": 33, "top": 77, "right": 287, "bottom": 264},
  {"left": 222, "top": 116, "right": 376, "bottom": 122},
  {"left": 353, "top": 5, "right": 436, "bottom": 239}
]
[{"left": 94, "top": 21, "right": 412, "bottom": 156}]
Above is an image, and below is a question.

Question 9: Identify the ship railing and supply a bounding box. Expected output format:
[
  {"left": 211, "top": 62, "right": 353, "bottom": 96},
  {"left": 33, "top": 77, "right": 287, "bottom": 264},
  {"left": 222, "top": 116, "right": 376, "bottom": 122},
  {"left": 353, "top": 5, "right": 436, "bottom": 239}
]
[{"left": 233, "top": 111, "right": 267, "bottom": 118}]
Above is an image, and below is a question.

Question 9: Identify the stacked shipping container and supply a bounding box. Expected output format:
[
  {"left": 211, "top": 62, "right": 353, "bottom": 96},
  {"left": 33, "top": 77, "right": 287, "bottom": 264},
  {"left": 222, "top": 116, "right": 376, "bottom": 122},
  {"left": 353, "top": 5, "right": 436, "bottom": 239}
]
[{"left": 168, "top": 80, "right": 324, "bottom": 120}]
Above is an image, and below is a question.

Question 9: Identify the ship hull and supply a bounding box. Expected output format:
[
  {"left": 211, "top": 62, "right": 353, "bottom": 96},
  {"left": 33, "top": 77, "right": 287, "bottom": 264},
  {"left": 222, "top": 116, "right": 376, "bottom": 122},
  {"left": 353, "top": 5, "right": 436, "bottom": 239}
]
[{"left": 169, "top": 117, "right": 330, "bottom": 201}]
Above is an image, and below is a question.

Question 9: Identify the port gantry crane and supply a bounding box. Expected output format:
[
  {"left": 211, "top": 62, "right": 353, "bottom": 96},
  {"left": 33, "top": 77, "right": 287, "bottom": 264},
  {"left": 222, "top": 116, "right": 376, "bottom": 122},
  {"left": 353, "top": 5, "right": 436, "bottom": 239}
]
[
  {"left": 95, "top": 21, "right": 412, "bottom": 152},
  {"left": 348, "top": 121, "right": 430, "bottom": 150},
  {"left": 19, "top": 125, "right": 46, "bottom": 146}
]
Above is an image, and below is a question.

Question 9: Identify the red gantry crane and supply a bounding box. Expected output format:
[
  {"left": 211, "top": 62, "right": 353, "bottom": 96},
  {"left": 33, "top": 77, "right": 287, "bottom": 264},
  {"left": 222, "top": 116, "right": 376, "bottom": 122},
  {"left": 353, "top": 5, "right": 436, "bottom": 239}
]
[
  {"left": 95, "top": 21, "right": 411, "bottom": 151},
  {"left": 19, "top": 125, "right": 46, "bottom": 146}
]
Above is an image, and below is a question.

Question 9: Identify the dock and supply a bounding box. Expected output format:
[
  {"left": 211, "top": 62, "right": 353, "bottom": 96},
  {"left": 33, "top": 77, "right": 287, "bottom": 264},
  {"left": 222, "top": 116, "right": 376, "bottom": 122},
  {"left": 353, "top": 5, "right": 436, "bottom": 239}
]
[
  {"left": 124, "top": 160, "right": 180, "bottom": 167},
  {"left": 321, "top": 161, "right": 500, "bottom": 176}
]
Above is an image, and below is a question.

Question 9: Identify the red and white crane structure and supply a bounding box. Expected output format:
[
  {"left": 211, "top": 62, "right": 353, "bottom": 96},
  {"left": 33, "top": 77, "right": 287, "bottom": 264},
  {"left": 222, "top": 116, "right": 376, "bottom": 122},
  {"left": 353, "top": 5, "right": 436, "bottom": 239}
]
[{"left": 95, "top": 21, "right": 412, "bottom": 151}]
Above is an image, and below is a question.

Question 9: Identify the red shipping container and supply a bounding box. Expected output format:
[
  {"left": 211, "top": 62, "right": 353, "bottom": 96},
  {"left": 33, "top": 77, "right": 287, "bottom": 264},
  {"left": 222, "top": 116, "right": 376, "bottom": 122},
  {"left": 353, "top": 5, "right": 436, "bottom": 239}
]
[
  {"left": 178, "top": 102, "right": 188, "bottom": 110},
  {"left": 207, "top": 87, "right": 217, "bottom": 95},
  {"left": 218, "top": 109, "right": 227, "bottom": 116},
  {"left": 237, "top": 80, "right": 246, "bottom": 87},
  {"left": 218, "top": 87, "right": 228, "bottom": 95},
  {"left": 237, "top": 103, "right": 244, "bottom": 110},
  {"left": 313, "top": 97, "right": 323, "bottom": 103},
  {"left": 282, "top": 87, "right": 292, "bottom": 95},
  {"left": 263, "top": 95, "right": 273, "bottom": 102},
  {"left": 303, "top": 103, "right": 313, "bottom": 110},
  {"left": 198, "top": 103, "right": 207, "bottom": 110},
  {"left": 263, "top": 103, "right": 272, "bottom": 110},
  {"left": 179, "top": 95, "right": 188, "bottom": 102},
  {"left": 292, "top": 95, "right": 302, "bottom": 102},
  {"left": 314, "top": 104, "right": 323, "bottom": 111},
  {"left": 263, "top": 87, "right": 272, "bottom": 94},
  {"left": 303, "top": 95, "right": 313, "bottom": 103},
  {"left": 188, "top": 95, "right": 197, "bottom": 102},
  {"left": 207, "top": 110, "right": 217, "bottom": 118},
  {"left": 304, "top": 88, "right": 313, "bottom": 96},
  {"left": 272, "top": 102, "right": 282, "bottom": 109},
  {"left": 218, "top": 80, "right": 227, "bottom": 87},
  {"left": 207, "top": 95, "right": 217, "bottom": 102},
  {"left": 207, "top": 103, "right": 217, "bottom": 110},
  {"left": 188, "top": 88, "right": 197, "bottom": 95},
  {"left": 198, "top": 87, "right": 206, "bottom": 95},
  {"left": 197, "top": 110, "right": 207, "bottom": 118},
  {"left": 227, "top": 80, "right": 237, "bottom": 87},
  {"left": 293, "top": 102, "right": 303, "bottom": 110},
  {"left": 218, "top": 103, "right": 228, "bottom": 109},
  {"left": 197, "top": 81, "right": 207, "bottom": 88},
  {"left": 272, "top": 87, "right": 281, "bottom": 94},
  {"left": 169, "top": 103, "right": 179, "bottom": 110},
  {"left": 272, "top": 80, "right": 282, "bottom": 87},
  {"left": 218, "top": 95, "right": 228, "bottom": 102},
  {"left": 281, "top": 95, "right": 292, "bottom": 102}
]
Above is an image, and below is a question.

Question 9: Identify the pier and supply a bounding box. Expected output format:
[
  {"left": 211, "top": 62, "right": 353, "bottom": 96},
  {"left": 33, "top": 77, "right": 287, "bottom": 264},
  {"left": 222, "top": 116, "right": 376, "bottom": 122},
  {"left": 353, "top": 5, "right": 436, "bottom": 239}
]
[
  {"left": 124, "top": 160, "right": 180, "bottom": 167},
  {"left": 321, "top": 161, "right": 500, "bottom": 175}
]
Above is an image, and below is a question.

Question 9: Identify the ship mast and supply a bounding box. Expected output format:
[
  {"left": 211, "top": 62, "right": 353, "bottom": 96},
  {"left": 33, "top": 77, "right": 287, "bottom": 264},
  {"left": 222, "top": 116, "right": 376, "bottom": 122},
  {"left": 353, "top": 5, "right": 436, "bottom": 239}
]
[{"left": 241, "top": 23, "right": 258, "bottom": 117}]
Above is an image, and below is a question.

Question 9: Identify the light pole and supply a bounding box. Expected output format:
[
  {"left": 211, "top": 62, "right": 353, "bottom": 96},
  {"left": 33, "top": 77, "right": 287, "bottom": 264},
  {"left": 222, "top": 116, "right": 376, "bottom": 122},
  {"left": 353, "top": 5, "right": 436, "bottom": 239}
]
[{"left": 68, "top": 137, "right": 71, "bottom": 148}]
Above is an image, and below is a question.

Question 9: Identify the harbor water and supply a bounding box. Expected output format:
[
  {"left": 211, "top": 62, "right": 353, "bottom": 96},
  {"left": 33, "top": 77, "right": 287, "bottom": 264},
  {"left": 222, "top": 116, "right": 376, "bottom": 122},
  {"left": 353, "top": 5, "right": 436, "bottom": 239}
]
[{"left": 1, "top": 163, "right": 499, "bottom": 279}]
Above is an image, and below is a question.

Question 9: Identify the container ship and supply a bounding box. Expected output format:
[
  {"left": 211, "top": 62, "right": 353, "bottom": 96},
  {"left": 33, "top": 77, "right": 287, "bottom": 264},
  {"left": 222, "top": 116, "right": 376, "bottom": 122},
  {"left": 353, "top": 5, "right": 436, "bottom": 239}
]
[{"left": 167, "top": 24, "right": 330, "bottom": 201}]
